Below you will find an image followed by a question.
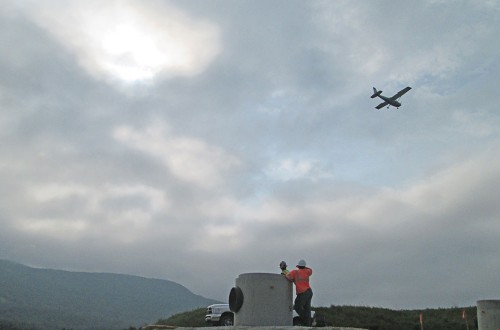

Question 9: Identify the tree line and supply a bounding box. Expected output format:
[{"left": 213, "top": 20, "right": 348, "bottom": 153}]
[{"left": 157, "top": 305, "right": 478, "bottom": 330}]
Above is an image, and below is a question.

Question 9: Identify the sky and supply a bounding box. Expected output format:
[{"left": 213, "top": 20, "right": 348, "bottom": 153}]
[{"left": 1, "top": 0, "right": 500, "bottom": 310}]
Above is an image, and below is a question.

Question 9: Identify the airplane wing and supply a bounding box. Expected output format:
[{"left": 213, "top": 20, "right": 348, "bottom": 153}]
[
  {"left": 376, "top": 101, "right": 388, "bottom": 109},
  {"left": 392, "top": 86, "right": 412, "bottom": 99}
]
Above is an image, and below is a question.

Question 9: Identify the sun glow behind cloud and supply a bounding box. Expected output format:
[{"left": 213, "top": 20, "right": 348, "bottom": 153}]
[{"left": 25, "top": 0, "right": 220, "bottom": 83}]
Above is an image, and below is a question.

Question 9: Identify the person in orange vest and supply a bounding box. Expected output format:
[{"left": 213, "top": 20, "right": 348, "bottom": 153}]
[{"left": 286, "top": 259, "right": 313, "bottom": 326}]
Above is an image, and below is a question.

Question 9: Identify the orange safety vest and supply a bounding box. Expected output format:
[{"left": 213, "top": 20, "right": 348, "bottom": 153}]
[{"left": 287, "top": 268, "right": 312, "bottom": 294}]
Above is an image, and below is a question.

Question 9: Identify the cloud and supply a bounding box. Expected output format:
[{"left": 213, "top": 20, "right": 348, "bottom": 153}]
[
  {"left": 451, "top": 111, "right": 500, "bottom": 138},
  {"left": 112, "top": 121, "right": 241, "bottom": 189},
  {"left": 1, "top": 0, "right": 500, "bottom": 310},
  {"left": 265, "top": 158, "right": 320, "bottom": 181},
  {"left": 16, "top": 218, "right": 88, "bottom": 240},
  {"left": 312, "top": 0, "right": 499, "bottom": 91},
  {"left": 13, "top": 182, "right": 169, "bottom": 244},
  {"left": 19, "top": 0, "right": 220, "bottom": 84}
]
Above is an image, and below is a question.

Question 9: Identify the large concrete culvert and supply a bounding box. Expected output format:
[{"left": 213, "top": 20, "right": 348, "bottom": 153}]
[
  {"left": 229, "top": 272, "right": 293, "bottom": 326},
  {"left": 477, "top": 300, "right": 500, "bottom": 330}
]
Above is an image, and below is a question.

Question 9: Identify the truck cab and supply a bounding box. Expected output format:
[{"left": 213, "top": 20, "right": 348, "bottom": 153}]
[{"left": 205, "top": 304, "right": 234, "bottom": 326}]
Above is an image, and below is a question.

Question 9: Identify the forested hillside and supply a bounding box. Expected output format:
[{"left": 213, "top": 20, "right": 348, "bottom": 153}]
[
  {"left": 315, "top": 305, "right": 477, "bottom": 330},
  {"left": 0, "top": 260, "right": 218, "bottom": 330},
  {"left": 160, "top": 305, "right": 478, "bottom": 330}
]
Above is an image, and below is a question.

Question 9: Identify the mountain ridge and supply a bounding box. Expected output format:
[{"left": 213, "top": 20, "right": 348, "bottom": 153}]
[{"left": 0, "top": 259, "right": 218, "bottom": 330}]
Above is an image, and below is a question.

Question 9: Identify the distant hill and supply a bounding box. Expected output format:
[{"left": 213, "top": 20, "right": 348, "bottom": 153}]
[{"left": 0, "top": 260, "right": 218, "bottom": 330}]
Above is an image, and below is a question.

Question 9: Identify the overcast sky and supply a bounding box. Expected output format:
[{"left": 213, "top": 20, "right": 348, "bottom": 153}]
[{"left": 1, "top": 0, "right": 500, "bottom": 309}]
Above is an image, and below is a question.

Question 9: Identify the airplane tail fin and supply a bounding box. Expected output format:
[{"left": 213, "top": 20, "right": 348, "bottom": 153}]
[{"left": 371, "top": 87, "right": 382, "bottom": 98}]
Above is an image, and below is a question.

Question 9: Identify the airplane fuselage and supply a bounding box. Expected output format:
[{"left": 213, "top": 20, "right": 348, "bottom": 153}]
[{"left": 377, "top": 95, "right": 401, "bottom": 107}]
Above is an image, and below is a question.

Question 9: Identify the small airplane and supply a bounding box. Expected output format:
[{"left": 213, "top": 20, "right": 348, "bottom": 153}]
[{"left": 371, "top": 86, "right": 412, "bottom": 109}]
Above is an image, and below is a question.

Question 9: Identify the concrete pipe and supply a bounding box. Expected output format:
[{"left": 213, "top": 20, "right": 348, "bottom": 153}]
[
  {"left": 230, "top": 273, "right": 293, "bottom": 326},
  {"left": 477, "top": 300, "right": 500, "bottom": 330}
]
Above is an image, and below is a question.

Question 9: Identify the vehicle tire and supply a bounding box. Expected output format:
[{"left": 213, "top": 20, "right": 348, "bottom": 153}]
[{"left": 219, "top": 313, "right": 234, "bottom": 326}]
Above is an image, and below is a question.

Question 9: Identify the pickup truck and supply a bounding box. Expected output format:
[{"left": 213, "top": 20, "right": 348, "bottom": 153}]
[
  {"left": 205, "top": 304, "right": 234, "bottom": 326},
  {"left": 204, "top": 303, "right": 316, "bottom": 326}
]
